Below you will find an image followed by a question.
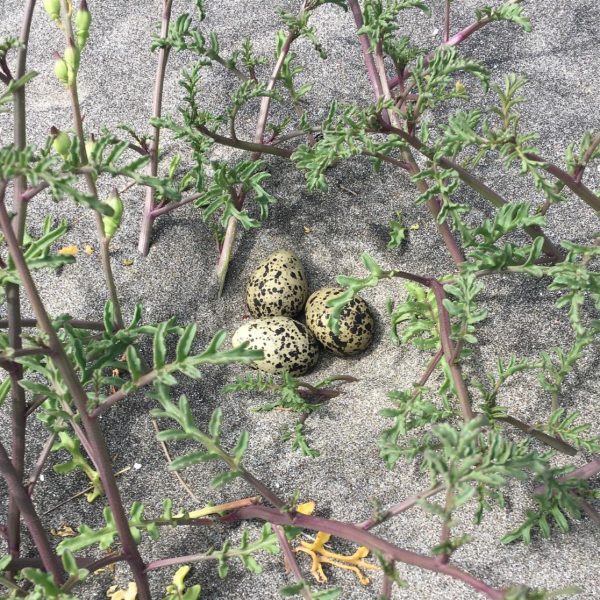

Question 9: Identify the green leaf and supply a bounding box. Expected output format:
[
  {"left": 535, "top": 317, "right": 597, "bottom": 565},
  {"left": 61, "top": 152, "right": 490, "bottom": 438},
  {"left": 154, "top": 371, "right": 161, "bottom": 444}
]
[
  {"left": 153, "top": 322, "right": 168, "bottom": 369},
  {"left": 208, "top": 407, "right": 222, "bottom": 440},
  {"left": 126, "top": 345, "right": 143, "bottom": 382},
  {"left": 176, "top": 323, "right": 197, "bottom": 362}
]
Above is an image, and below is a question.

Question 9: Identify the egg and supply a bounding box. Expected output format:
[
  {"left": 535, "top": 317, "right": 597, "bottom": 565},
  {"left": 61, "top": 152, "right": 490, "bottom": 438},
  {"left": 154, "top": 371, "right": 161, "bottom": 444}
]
[
  {"left": 231, "top": 317, "right": 319, "bottom": 375},
  {"left": 246, "top": 250, "right": 308, "bottom": 318},
  {"left": 305, "top": 287, "right": 374, "bottom": 356}
]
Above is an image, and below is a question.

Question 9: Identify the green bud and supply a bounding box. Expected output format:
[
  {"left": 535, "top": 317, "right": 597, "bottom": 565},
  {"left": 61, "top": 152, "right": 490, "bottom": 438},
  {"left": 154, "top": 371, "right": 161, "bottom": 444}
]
[
  {"left": 51, "top": 127, "right": 71, "bottom": 160},
  {"left": 102, "top": 190, "right": 124, "bottom": 239},
  {"left": 43, "top": 0, "right": 61, "bottom": 22},
  {"left": 54, "top": 56, "right": 69, "bottom": 84},
  {"left": 76, "top": 1, "right": 91, "bottom": 49},
  {"left": 63, "top": 45, "right": 79, "bottom": 69}
]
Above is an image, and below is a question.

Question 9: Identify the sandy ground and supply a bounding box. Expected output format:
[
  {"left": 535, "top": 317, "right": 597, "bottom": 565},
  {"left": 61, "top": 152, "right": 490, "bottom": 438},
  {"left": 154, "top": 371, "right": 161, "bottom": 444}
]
[{"left": 0, "top": 1, "right": 599, "bottom": 598}]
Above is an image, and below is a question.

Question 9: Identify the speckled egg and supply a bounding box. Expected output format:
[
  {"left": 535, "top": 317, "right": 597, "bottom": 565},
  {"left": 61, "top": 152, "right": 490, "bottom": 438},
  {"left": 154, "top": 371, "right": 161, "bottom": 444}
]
[
  {"left": 246, "top": 250, "right": 308, "bottom": 318},
  {"left": 305, "top": 287, "right": 374, "bottom": 356},
  {"left": 231, "top": 317, "right": 319, "bottom": 375}
]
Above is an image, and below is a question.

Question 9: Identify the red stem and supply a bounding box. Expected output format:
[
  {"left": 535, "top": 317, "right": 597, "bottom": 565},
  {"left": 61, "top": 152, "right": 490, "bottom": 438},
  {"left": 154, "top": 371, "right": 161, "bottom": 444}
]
[
  {"left": 0, "top": 438, "right": 64, "bottom": 583},
  {"left": 138, "top": 0, "right": 173, "bottom": 256},
  {"left": 6, "top": 0, "right": 37, "bottom": 566},
  {"left": 0, "top": 191, "right": 152, "bottom": 599},
  {"left": 224, "top": 506, "right": 504, "bottom": 599}
]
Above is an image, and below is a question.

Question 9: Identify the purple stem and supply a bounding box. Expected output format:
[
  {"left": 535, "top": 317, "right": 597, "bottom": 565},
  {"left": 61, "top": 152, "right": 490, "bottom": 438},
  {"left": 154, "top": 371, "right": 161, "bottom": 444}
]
[
  {"left": 26, "top": 433, "right": 57, "bottom": 496},
  {"left": 21, "top": 181, "right": 49, "bottom": 202},
  {"left": 274, "top": 524, "right": 312, "bottom": 600},
  {"left": 348, "top": 0, "right": 385, "bottom": 103},
  {"left": 0, "top": 318, "right": 107, "bottom": 331},
  {"left": 443, "top": 0, "right": 451, "bottom": 43},
  {"left": 224, "top": 506, "right": 504, "bottom": 599},
  {"left": 358, "top": 483, "right": 445, "bottom": 530},
  {"left": 6, "top": 0, "right": 37, "bottom": 566},
  {"left": 0, "top": 438, "right": 64, "bottom": 583},
  {"left": 138, "top": 0, "right": 173, "bottom": 256},
  {"left": 380, "top": 123, "right": 565, "bottom": 263},
  {"left": 0, "top": 190, "right": 151, "bottom": 599}
]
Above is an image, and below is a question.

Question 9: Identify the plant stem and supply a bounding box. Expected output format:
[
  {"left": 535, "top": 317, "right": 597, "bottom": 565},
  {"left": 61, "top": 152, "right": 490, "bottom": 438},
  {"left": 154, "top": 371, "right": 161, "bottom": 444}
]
[
  {"left": 525, "top": 151, "right": 600, "bottom": 213},
  {"left": 138, "top": 0, "right": 173, "bottom": 256},
  {"left": 0, "top": 439, "right": 64, "bottom": 583},
  {"left": 225, "top": 506, "right": 504, "bottom": 599},
  {"left": 574, "top": 132, "right": 600, "bottom": 183},
  {"left": 381, "top": 561, "right": 395, "bottom": 600},
  {"left": 357, "top": 483, "right": 445, "bottom": 530},
  {"left": 496, "top": 415, "right": 577, "bottom": 456},
  {"left": 26, "top": 433, "right": 57, "bottom": 496},
  {"left": 381, "top": 124, "right": 565, "bottom": 263},
  {"left": 373, "top": 36, "right": 465, "bottom": 265},
  {"left": 215, "top": 24, "right": 298, "bottom": 294},
  {"left": 0, "top": 318, "right": 107, "bottom": 331},
  {"left": 149, "top": 191, "right": 202, "bottom": 217},
  {"left": 274, "top": 524, "right": 312, "bottom": 600},
  {"left": 5, "top": 0, "right": 37, "bottom": 565},
  {"left": 0, "top": 193, "right": 152, "bottom": 600},
  {"left": 348, "top": 0, "right": 385, "bottom": 103},
  {"left": 21, "top": 181, "right": 49, "bottom": 201},
  {"left": 443, "top": 0, "right": 451, "bottom": 43},
  {"left": 196, "top": 125, "right": 295, "bottom": 158},
  {"left": 428, "top": 279, "right": 473, "bottom": 421},
  {"left": 533, "top": 457, "right": 600, "bottom": 496}
]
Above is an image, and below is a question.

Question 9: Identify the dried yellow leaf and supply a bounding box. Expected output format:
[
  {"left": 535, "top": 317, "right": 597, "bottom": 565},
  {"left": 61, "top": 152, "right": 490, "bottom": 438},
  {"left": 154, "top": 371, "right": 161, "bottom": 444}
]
[
  {"left": 106, "top": 582, "right": 137, "bottom": 600},
  {"left": 296, "top": 501, "right": 316, "bottom": 515},
  {"left": 57, "top": 245, "right": 79, "bottom": 256},
  {"left": 84, "top": 244, "right": 95, "bottom": 255},
  {"left": 303, "top": 225, "right": 312, "bottom": 234},
  {"left": 122, "top": 259, "right": 134, "bottom": 267},
  {"left": 49, "top": 525, "right": 76, "bottom": 538},
  {"left": 409, "top": 223, "right": 420, "bottom": 230},
  {"left": 295, "top": 531, "right": 379, "bottom": 586}
]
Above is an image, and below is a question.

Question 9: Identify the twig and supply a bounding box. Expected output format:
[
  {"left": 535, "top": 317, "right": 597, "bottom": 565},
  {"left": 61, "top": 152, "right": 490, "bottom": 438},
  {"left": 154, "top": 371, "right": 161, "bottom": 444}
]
[
  {"left": 224, "top": 506, "right": 504, "bottom": 599},
  {"left": 138, "top": 0, "right": 174, "bottom": 256},
  {"left": 573, "top": 132, "right": 600, "bottom": 183},
  {"left": 380, "top": 124, "right": 565, "bottom": 263},
  {"left": 443, "top": 0, "right": 451, "bottom": 43},
  {"left": 0, "top": 438, "right": 64, "bottom": 583},
  {"left": 358, "top": 483, "right": 445, "bottom": 530},
  {"left": 6, "top": 0, "right": 37, "bottom": 564},
  {"left": 381, "top": 560, "right": 395, "bottom": 600},
  {"left": 41, "top": 467, "right": 131, "bottom": 515},
  {"left": 215, "top": 16, "right": 301, "bottom": 295},
  {"left": 274, "top": 524, "right": 312, "bottom": 600},
  {"left": 150, "top": 418, "right": 201, "bottom": 503},
  {"left": 496, "top": 415, "right": 578, "bottom": 456},
  {"left": 0, "top": 318, "right": 107, "bottom": 331},
  {"left": 26, "top": 433, "right": 57, "bottom": 496},
  {"left": 21, "top": 181, "right": 49, "bottom": 202}
]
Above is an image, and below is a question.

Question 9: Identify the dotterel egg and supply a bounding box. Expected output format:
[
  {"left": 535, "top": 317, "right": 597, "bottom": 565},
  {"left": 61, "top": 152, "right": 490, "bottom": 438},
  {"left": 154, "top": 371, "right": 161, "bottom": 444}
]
[
  {"left": 246, "top": 250, "right": 308, "bottom": 318},
  {"left": 305, "top": 287, "right": 374, "bottom": 356},
  {"left": 231, "top": 317, "right": 319, "bottom": 375}
]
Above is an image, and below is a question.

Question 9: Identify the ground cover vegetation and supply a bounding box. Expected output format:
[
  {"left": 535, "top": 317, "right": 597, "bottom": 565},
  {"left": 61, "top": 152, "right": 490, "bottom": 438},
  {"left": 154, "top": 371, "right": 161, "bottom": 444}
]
[{"left": 0, "top": 0, "right": 599, "bottom": 598}]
